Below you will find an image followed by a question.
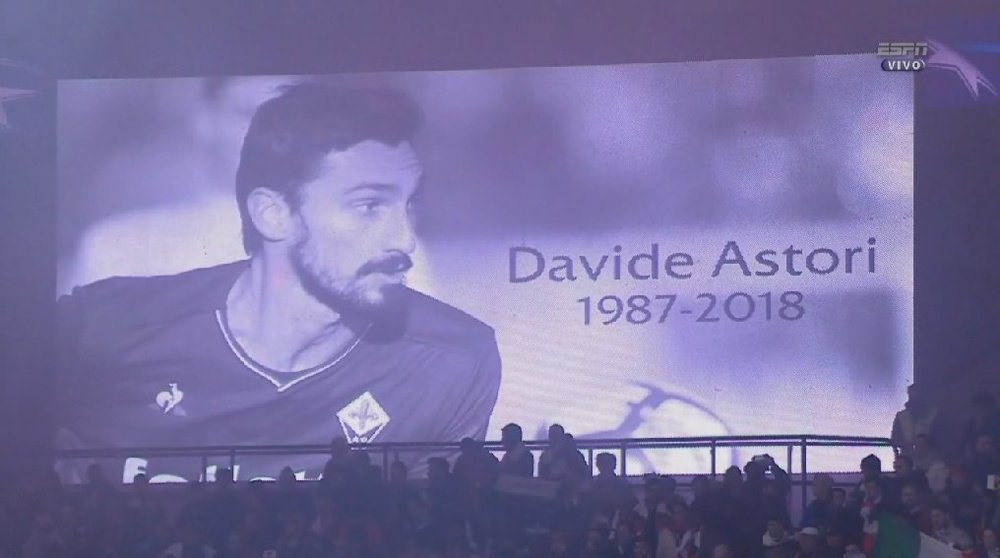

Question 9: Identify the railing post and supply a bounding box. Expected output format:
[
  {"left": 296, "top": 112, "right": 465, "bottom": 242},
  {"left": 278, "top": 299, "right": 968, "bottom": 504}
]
[
  {"left": 620, "top": 443, "right": 627, "bottom": 477},
  {"left": 710, "top": 440, "right": 717, "bottom": 479},
  {"left": 587, "top": 448, "right": 594, "bottom": 472},
  {"left": 229, "top": 449, "right": 236, "bottom": 474},
  {"left": 201, "top": 454, "right": 208, "bottom": 483},
  {"left": 382, "top": 448, "right": 389, "bottom": 481},
  {"left": 800, "top": 438, "right": 808, "bottom": 519},
  {"left": 786, "top": 445, "right": 793, "bottom": 475}
]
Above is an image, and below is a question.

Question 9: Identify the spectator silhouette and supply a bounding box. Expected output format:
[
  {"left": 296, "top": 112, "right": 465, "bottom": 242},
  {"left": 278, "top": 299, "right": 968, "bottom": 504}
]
[
  {"left": 745, "top": 455, "right": 791, "bottom": 550},
  {"left": 795, "top": 526, "right": 822, "bottom": 558},
  {"left": 977, "top": 527, "right": 999, "bottom": 558},
  {"left": 930, "top": 503, "right": 973, "bottom": 550},
  {"left": 538, "top": 423, "right": 566, "bottom": 480},
  {"left": 425, "top": 457, "right": 461, "bottom": 553},
  {"left": 801, "top": 473, "right": 834, "bottom": 532},
  {"left": 899, "top": 482, "right": 932, "bottom": 534},
  {"left": 160, "top": 514, "right": 217, "bottom": 558},
  {"left": 591, "top": 452, "right": 637, "bottom": 522},
  {"left": 273, "top": 466, "right": 313, "bottom": 527},
  {"left": 962, "top": 393, "right": 1000, "bottom": 457},
  {"left": 202, "top": 467, "right": 245, "bottom": 550},
  {"left": 911, "top": 434, "right": 950, "bottom": 494},
  {"left": 892, "top": 383, "right": 941, "bottom": 455},
  {"left": 944, "top": 465, "right": 986, "bottom": 535},
  {"left": 274, "top": 508, "right": 326, "bottom": 558},
  {"left": 321, "top": 435, "right": 352, "bottom": 483},
  {"left": 500, "top": 423, "right": 534, "bottom": 478},
  {"left": 892, "top": 453, "right": 929, "bottom": 494},
  {"left": 965, "top": 432, "right": 1000, "bottom": 489},
  {"left": 453, "top": 436, "right": 501, "bottom": 490}
]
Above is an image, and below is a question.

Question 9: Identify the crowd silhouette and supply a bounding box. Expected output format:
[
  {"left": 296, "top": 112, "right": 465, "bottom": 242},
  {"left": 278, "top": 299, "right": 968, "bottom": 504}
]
[{"left": 1, "top": 393, "right": 999, "bottom": 558}]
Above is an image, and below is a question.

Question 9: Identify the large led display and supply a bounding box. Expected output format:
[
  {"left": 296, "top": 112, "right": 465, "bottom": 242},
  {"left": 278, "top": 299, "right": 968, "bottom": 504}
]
[{"left": 56, "top": 56, "right": 912, "bottom": 481}]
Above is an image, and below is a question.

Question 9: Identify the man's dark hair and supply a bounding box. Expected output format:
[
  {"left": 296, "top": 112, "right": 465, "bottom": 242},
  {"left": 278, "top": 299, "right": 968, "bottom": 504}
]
[
  {"left": 235, "top": 82, "right": 423, "bottom": 254},
  {"left": 861, "top": 454, "right": 882, "bottom": 471},
  {"left": 895, "top": 454, "right": 914, "bottom": 469},
  {"left": 502, "top": 423, "right": 523, "bottom": 440},
  {"left": 830, "top": 487, "right": 846, "bottom": 497}
]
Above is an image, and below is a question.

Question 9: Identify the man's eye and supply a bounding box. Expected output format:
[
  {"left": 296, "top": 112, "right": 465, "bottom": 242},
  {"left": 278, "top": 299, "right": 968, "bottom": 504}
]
[{"left": 355, "top": 201, "right": 384, "bottom": 214}]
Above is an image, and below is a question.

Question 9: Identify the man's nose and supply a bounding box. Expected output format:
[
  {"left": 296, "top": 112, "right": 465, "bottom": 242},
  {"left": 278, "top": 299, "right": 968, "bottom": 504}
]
[{"left": 387, "top": 212, "right": 417, "bottom": 254}]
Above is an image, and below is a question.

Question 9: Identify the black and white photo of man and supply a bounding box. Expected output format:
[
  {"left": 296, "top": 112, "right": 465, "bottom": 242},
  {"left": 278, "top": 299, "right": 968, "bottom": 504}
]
[{"left": 56, "top": 83, "right": 502, "bottom": 481}]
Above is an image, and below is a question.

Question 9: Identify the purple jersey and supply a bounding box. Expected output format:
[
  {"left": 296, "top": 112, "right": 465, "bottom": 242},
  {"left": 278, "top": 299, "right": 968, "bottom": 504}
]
[{"left": 56, "top": 261, "right": 501, "bottom": 482}]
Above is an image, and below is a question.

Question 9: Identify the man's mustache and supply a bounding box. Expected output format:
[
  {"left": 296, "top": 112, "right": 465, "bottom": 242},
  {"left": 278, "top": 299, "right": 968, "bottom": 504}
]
[{"left": 356, "top": 254, "right": 413, "bottom": 277}]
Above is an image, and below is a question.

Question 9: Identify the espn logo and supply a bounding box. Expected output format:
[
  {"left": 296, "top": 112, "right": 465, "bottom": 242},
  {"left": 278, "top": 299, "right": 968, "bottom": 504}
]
[{"left": 877, "top": 42, "right": 928, "bottom": 72}]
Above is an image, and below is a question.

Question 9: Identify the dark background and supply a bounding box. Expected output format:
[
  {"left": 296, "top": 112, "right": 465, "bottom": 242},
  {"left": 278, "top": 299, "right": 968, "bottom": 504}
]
[{"left": 1, "top": 1, "right": 998, "bottom": 475}]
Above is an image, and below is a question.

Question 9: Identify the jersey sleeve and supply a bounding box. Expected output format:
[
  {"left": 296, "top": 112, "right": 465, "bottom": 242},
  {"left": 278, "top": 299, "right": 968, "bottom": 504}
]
[
  {"left": 55, "top": 289, "right": 89, "bottom": 422},
  {"left": 405, "top": 334, "right": 502, "bottom": 478},
  {"left": 53, "top": 287, "right": 98, "bottom": 463},
  {"left": 56, "top": 289, "right": 84, "bottom": 377},
  {"left": 441, "top": 334, "right": 502, "bottom": 442}
]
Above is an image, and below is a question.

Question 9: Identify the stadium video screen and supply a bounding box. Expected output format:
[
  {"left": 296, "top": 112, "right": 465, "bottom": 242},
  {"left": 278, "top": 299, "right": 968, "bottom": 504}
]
[{"left": 56, "top": 55, "right": 913, "bottom": 481}]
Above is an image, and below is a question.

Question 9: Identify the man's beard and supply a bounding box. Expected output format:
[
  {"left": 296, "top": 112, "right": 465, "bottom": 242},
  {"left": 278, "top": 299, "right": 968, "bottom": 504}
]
[{"left": 291, "top": 235, "right": 412, "bottom": 323}]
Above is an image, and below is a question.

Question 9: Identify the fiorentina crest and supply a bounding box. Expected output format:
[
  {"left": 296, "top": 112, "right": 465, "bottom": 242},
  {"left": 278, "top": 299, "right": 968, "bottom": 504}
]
[{"left": 336, "top": 391, "right": 391, "bottom": 443}]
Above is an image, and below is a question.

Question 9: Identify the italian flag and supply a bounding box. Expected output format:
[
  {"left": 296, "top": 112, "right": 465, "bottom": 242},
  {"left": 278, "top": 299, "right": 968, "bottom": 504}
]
[{"left": 874, "top": 515, "right": 961, "bottom": 558}]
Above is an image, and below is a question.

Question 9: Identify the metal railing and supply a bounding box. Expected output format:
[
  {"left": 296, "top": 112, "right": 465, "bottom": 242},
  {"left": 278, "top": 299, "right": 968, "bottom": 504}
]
[{"left": 51, "top": 434, "right": 896, "bottom": 516}]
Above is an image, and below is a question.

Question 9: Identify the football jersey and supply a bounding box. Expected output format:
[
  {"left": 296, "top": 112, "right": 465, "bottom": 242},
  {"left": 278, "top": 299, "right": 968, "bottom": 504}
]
[{"left": 55, "top": 261, "right": 502, "bottom": 483}]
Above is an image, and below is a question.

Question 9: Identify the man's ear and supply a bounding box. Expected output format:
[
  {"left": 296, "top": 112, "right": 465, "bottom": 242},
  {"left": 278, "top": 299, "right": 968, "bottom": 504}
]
[{"left": 246, "top": 187, "right": 296, "bottom": 244}]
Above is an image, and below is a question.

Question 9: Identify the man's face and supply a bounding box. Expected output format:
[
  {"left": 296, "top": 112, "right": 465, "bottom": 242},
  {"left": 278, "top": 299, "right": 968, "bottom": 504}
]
[
  {"left": 767, "top": 520, "right": 785, "bottom": 540},
  {"left": 901, "top": 486, "right": 919, "bottom": 508},
  {"left": 930, "top": 509, "right": 948, "bottom": 530},
  {"left": 893, "top": 457, "right": 912, "bottom": 475},
  {"left": 289, "top": 140, "right": 422, "bottom": 313},
  {"left": 812, "top": 476, "right": 832, "bottom": 499},
  {"left": 831, "top": 490, "right": 845, "bottom": 508}
]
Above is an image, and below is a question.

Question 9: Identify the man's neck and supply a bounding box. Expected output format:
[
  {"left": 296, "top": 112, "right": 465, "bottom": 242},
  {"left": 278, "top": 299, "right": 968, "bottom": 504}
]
[{"left": 225, "top": 257, "right": 359, "bottom": 372}]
